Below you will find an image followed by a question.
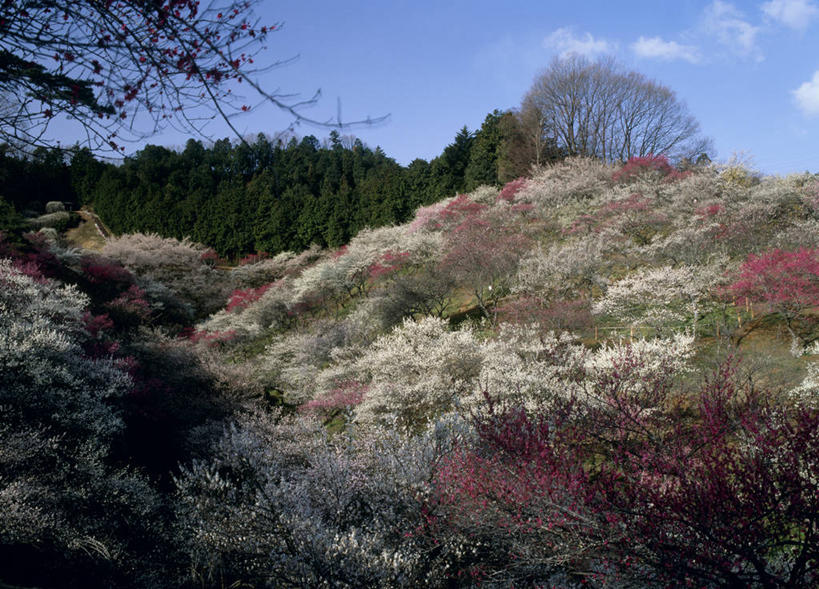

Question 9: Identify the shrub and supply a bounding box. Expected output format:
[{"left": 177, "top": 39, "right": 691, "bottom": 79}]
[
  {"left": 497, "top": 177, "right": 528, "bottom": 202},
  {"left": 45, "top": 201, "right": 66, "bottom": 213},
  {"left": 25, "top": 210, "right": 71, "bottom": 231},
  {"left": 226, "top": 283, "right": 274, "bottom": 313},
  {"left": 612, "top": 154, "right": 688, "bottom": 183},
  {"left": 81, "top": 255, "right": 134, "bottom": 285}
]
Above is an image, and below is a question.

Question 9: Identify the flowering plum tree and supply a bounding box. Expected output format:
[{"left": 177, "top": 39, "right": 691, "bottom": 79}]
[
  {"left": 593, "top": 264, "right": 723, "bottom": 337},
  {"left": 728, "top": 248, "right": 819, "bottom": 345},
  {"left": 0, "top": 258, "right": 163, "bottom": 586},
  {"left": 102, "top": 233, "right": 231, "bottom": 318},
  {"left": 440, "top": 207, "right": 532, "bottom": 322},
  {"left": 174, "top": 410, "right": 467, "bottom": 587},
  {"left": 514, "top": 230, "right": 623, "bottom": 302},
  {"left": 354, "top": 317, "right": 484, "bottom": 428}
]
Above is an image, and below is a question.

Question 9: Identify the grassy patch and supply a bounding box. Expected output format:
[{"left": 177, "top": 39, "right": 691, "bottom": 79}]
[{"left": 65, "top": 211, "right": 106, "bottom": 251}]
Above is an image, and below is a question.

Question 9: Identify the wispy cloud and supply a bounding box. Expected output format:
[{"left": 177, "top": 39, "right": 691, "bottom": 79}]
[
  {"left": 793, "top": 70, "right": 819, "bottom": 115},
  {"left": 631, "top": 36, "right": 701, "bottom": 63},
  {"left": 702, "top": 1, "right": 762, "bottom": 60},
  {"left": 543, "top": 27, "right": 615, "bottom": 58},
  {"left": 762, "top": 0, "right": 819, "bottom": 31}
]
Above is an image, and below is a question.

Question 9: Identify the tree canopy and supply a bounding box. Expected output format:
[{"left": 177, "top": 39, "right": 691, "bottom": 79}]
[{"left": 524, "top": 55, "right": 712, "bottom": 162}]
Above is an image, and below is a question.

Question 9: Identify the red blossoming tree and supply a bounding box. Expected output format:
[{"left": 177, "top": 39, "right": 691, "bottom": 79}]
[
  {"left": 440, "top": 206, "right": 531, "bottom": 322},
  {"left": 728, "top": 248, "right": 819, "bottom": 345}
]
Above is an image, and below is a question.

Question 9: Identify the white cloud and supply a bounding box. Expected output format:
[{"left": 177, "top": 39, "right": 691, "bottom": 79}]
[
  {"left": 543, "top": 27, "right": 615, "bottom": 58},
  {"left": 702, "top": 1, "right": 762, "bottom": 59},
  {"left": 793, "top": 70, "right": 819, "bottom": 115},
  {"left": 762, "top": 0, "right": 819, "bottom": 30},
  {"left": 631, "top": 36, "right": 701, "bottom": 63}
]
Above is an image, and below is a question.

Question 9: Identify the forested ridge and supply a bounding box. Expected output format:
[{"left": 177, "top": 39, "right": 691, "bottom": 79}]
[{"left": 1, "top": 110, "right": 552, "bottom": 258}]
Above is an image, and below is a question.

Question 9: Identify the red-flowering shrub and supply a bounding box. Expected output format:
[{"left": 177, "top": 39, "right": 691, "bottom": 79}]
[
  {"left": 438, "top": 193, "right": 488, "bottom": 223},
  {"left": 15, "top": 231, "right": 62, "bottom": 278},
  {"left": 81, "top": 255, "right": 134, "bottom": 285},
  {"left": 105, "top": 284, "right": 152, "bottom": 324},
  {"left": 10, "top": 258, "right": 48, "bottom": 283},
  {"left": 367, "top": 250, "right": 410, "bottom": 280},
  {"left": 225, "top": 283, "right": 274, "bottom": 312},
  {"left": 301, "top": 381, "right": 368, "bottom": 416},
  {"left": 433, "top": 362, "right": 819, "bottom": 586},
  {"left": 237, "top": 251, "right": 269, "bottom": 266},
  {"left": 179, "top": 327, "right": 237, "bottom": 347},
  {"left": 411, "top": 194, "right": 488, "bottom": 232},
  {"left": 199, "top": 249, "right": 224, "bottom": 267},
  {"left": 612, "top": 154, "right": 689, "bottom": 183},
  {"left": 81, "top": 311, "right": 120, "bottom": 357},
  {"left": 82, "top": 312, "right": 115, "bottom": 338},
  {"left": 330, "top": 245, "right": 349, "bottom": 259},
  {"left": 695, "top": 202, "right": 724, "bottom": 219},
  {"left": 497, "top": 177, "right": 528, "bottom": 202}
]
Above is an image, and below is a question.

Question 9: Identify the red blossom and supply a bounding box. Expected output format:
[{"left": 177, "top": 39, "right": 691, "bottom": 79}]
[
  {"left": 237, "top": 251, "right": 269, "bottom": 266},
  {"left": 226, "top": 283, "right": 272, "bottom": 312},
  {"left": 179, "top": 327, "right": 237, "bottom": 346},
  {"left": 612, "top": 154, "right": 689, "bottom": 183},
  {"left": 81, "top": 257, "right": 134, "bottom": 285},
  {"left": 301, "top": 381, "right": 368, "bottom": 415},
  {"left": 497, "top": 177, "right": 528, "bottom": 202},
  {"left": 367, "top": 250, "right": 410, "bottom": 279}
]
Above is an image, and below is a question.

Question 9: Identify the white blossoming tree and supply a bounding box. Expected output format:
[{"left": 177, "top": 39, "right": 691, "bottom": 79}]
[
  {"left": 354, "top": 317, "right": 484, "bottom": 428},
  {"left": 592, "top": 264, "right": 724, "bottom": 337},
  {"left": 0, "top": 258, "right": 164, "bottom": 586}
]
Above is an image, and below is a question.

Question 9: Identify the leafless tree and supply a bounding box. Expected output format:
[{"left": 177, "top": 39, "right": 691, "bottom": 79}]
[{"left": 524, "top": 55, "right": 711, "bottom": 163}]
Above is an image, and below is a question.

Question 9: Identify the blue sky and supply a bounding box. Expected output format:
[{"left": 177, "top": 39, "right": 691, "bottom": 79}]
[{"left": 59, "top": 0, "right": 819, "bottom": 175}]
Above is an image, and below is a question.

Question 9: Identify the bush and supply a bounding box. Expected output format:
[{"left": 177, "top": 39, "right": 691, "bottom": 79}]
[
  {"left": 612, "top": 154, "right": 688, "bottom": 184},
  {"left": 25, "top": 210, "right": 71, "bottom": 231},
  {"left": 45, "top": 200, "right": 66, "bottom": 213}
]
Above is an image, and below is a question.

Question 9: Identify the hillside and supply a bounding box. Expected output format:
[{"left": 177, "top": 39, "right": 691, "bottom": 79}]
[{"left": 2, "top": 156, "right": 819, "bottom": 587}]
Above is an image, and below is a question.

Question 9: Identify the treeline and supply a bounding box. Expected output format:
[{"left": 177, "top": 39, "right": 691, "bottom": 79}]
[
  {"left": 0, "top": 110, "right": 561, "bottom": 256},
  {"left": 0, "top": 145, "right": 79, "bottom": 213}
]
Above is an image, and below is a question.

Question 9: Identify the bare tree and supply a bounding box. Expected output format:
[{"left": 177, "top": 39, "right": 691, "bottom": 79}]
[
  {"left": 0, "top": 1, "right": 386, "bottom": 153},
  {"left": 524, "top": 55, "right": 711, "bottom": 163}
]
